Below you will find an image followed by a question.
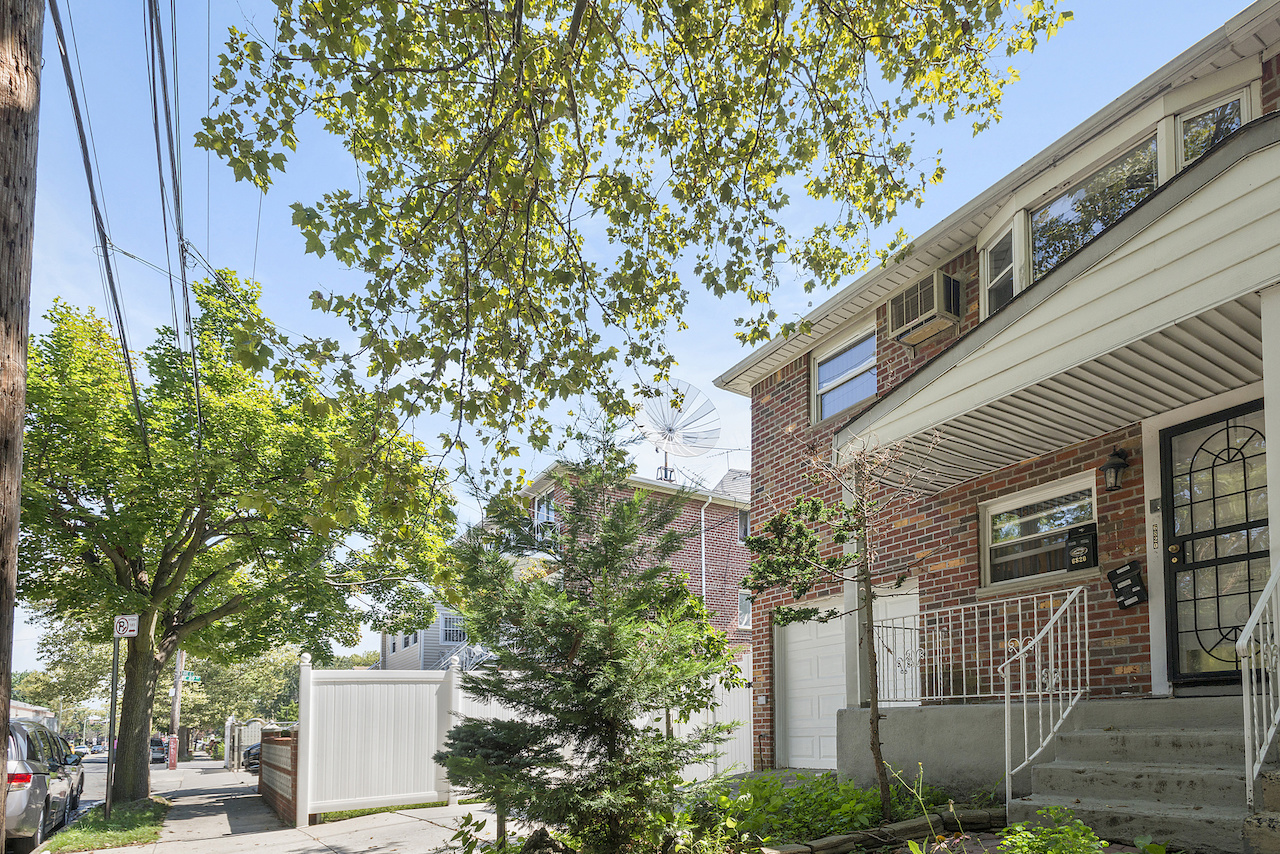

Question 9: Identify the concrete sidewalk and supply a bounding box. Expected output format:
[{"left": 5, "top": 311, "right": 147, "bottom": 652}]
[{"left": 90, "top": 759, "right": 503, "bottom": 854}]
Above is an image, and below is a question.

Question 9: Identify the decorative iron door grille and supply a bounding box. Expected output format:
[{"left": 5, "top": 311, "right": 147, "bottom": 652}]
[{"left": 1160, "top": 399, "right": 1268, "bottom": 683}]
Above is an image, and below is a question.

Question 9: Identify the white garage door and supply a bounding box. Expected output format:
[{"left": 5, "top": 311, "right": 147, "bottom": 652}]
[{"left": 780, "top": 601, "right": 844, "bottom": 769}]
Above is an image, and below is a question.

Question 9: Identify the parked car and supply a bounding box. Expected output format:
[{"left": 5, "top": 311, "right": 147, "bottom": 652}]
[
  {"left": 150, "top": 737, "right": 167, "bottom": 764},
  {"left": 73, "top": 744, "right": 91, "bottom": 756},
  {"left": 243, "top": 742, "right": 260, "bottom": 774},
  {"left": 6, "top": 719, "right": 84, "bottom": 853},
  {"left": 90, "top": 744, "right": 104, "bottom": 754}
]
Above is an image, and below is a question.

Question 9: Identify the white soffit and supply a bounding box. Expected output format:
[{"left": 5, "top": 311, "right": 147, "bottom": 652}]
[
  {"left": 714, "top": 0, "right": 1280, "bottom": 397},
  {"left": 882, "top": 296, "right": 1263, "bottom": 494}
]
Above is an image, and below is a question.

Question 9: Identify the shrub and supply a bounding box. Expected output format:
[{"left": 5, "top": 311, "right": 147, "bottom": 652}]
[{"left": 999, "top": 807, "right": 1109, "bottom": 854}]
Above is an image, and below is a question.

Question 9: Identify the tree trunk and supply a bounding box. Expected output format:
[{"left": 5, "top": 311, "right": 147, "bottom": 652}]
[
  {"left": 0, "top": 0, "right": 43, "bottom": 840},
  {"left": 854, "top": 458, "right": 893, "bottom": 823},
  {"left": 112, "top": 629, "right": 171, "bottom": 802}
]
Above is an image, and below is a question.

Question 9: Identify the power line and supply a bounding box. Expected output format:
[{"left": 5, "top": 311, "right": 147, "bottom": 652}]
[{"left": 48, "top": 0, "right": 152, "bottom": 462}]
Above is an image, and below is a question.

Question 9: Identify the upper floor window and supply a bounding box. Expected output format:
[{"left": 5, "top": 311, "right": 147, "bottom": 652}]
[
  {"left": 390, "top": 636, "right": 397, "bottom": 653},
  {"left": 814, "top": 331, "right": 876, "bottom": 422},
  {"left": 441, "top": 613, "right": 466, "bottom": 645},
  {"left": 984, "top": 227, "right": 1017, "bottom": 314},
  {"left": 1179, "top": 92, "right": 1245, "bottom": 168},
  {"left": 1031, "top": 135, "right": 1157, "bottom": 282},
  {"left": 533, "top": 491, "right": 556, "bottom": 534},
  {"left": 738, "top": 509, "right": 749, "bottom": 541},
  {"left": 981, "top": 474, "right": 1097, "bottom": 586},
  {"left": 738, "top": 591, "right": 752, "bottom": 629}
]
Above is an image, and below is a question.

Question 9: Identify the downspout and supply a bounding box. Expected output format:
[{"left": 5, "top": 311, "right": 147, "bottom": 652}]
[{"left": 700, "top": 492, "right": 714, "bottom": 599}]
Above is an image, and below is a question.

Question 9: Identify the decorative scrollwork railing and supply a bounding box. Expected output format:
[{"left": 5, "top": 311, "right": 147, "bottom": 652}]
[
  {"left": 1236, "top": 560, "right": 1280, "bottom": 810},
  {"left": 1000, "top": 586, "right": 1089, "bottom": 808},
  {"left": 872, "top": 589, "right": 1083, "bottom": 704}
]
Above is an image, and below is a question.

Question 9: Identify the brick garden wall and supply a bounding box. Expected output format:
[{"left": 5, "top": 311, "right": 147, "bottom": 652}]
[{"left": 258, "top": 734, "right": 298, "bottom": 826}]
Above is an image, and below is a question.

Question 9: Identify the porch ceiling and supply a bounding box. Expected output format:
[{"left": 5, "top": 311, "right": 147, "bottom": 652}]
[{"left": 880, "top": 296, "right": 1263, "bottom": 493}]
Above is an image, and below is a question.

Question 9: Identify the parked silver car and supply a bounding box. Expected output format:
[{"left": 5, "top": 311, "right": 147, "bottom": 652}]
[{"left": 6, "top": 719, "right": 84, "bottom": 852}]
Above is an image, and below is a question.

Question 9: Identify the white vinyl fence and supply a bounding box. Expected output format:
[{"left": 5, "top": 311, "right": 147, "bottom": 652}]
[{"left": 284, "top": 653, "right": 753, "bottom": 825}]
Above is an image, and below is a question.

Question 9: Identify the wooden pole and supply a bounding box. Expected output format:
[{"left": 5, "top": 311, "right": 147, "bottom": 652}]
[{"left": 0, "top": 0, "right": 44, "bottom": 841}]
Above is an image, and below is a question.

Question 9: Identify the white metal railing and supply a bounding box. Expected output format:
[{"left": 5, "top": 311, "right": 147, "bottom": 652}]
[
  {"left": 1000, "top": 586, "right": 1089, "bottom": 807},
  {"left": 433, "top": 640, "right": 496, "bottom": 671},
  {"left": 1236, "top": 563, "right": 1280, "bottom": 811},
  {"left": 872, "top": 588, "right": 1083, "bottom": 704}
]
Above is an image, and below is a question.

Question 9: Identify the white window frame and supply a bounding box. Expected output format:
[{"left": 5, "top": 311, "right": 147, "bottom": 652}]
[
  {"left": 440, "top": 612, "right": 466, "bottom": 645},
  {"left": 738, "top": 509, "right": 749, "bottom": 541},
  {"left": 533, "top": 490, "right": 556, "bottom": 534},
  {"left": 811, "top": 326, "right": 877, "bottom": 424},
  {"left": 390, "top": 636, "right": 397, "bottom": 653},
  {"left": 979, "top": 472, "right": 1097, "bottom": 589},
  {"left": 979, "top": 211, "right": 1029, "bottom": 320},
  {"left": 1175, "top": 87, "right": 1251, "bottom": 172},
  {"left": 738, "top": 591, "right": 752, "bottom": 629}
]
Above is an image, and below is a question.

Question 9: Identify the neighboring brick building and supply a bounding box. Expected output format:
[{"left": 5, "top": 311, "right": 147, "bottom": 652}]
[
  {"left": 380, "top": 466, "right": 753, "bottom": 667},
  {"left": 716, "top": 3, "right": 1280, "bottom": 827}
]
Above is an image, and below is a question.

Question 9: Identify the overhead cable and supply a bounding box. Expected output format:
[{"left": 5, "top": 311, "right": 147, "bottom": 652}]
[{"left": 48, "top": 0, "right": 152, "bottom": 462}]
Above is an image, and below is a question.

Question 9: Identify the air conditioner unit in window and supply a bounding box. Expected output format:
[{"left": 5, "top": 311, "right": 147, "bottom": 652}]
[{"left": 888, "top": 271, "right": 963, "bottom": 345}]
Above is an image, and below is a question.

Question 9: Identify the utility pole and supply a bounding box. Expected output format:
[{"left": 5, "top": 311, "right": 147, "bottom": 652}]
[
  {"left": 0, "top": 0, "right": 44, "bottom": 842},
  {"left": 170, "top": 649, "right": 184, "bottom": 764}
]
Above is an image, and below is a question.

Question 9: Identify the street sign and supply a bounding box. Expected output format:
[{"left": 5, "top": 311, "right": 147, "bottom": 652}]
[
  {"left": 181, "top": 671, "right": 201, "bottom": 683},
  {"left": 113, "top": 615, "right": 139, "bottom": 638}
]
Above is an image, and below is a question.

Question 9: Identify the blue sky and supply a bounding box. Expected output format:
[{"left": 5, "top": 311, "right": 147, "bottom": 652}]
[{"left": 21, "top": 0, "right": 1255, "bottom": 671}]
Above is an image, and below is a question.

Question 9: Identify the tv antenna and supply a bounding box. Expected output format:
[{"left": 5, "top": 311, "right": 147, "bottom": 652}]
[{"left": 635, "top": 380, "right": 720, "bottom": 482}]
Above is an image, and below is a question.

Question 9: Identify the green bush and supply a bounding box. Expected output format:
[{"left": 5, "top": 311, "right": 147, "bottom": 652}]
[{"left": 999, "top": 807, "right": 1109, "bottom": 854}]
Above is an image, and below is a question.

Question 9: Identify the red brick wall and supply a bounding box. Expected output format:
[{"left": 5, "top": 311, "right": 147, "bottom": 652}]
[
  {"left": 1264, "top": 54, "right": 1279, "bottom": 116},
  {"left": 873, "top": 424, "right": 1152, "bottom": 696},
  {"left": 258, "top": 734, "right": 298, "bottom": 826},
  {"left": 531, "top": 478, "right": 752, "bottom": 647}
]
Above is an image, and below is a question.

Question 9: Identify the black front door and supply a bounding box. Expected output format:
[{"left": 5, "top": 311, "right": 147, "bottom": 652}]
[{"left": 1161, "top": 400, "right": 1268, "bottom": 684}]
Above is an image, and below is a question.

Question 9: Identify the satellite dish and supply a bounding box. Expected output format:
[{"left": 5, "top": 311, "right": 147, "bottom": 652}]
[{"left": 636, "top": 380, "right": 720, "bottom": 481}]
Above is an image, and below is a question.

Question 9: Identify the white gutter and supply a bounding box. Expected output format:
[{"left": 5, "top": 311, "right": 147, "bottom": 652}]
[{"left": 700, "top": 491, "right": 715, "bottom": 598}]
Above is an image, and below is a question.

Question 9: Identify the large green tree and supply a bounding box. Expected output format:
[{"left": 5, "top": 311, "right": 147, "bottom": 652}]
[
  {"left": 436, "top": 458, "right": 742, "bottom": 853},
  {"left": 198, "top": 0, "right": 1069, "bottom": 480},
  {"left": 20, "top": 276, "right": 455, "bottom": 802}
]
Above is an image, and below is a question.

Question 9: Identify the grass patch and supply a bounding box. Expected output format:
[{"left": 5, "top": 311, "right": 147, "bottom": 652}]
[
  {"left": 45, "top": 797, "right": 171, "bottom": 853},
  {"left": 319, "top": 796, "right": 487, "bottom": 823}
]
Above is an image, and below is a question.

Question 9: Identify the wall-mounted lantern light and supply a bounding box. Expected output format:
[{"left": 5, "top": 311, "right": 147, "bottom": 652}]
[{"left": 1099, "top": 447, "right": 1131, "bottom": 492}]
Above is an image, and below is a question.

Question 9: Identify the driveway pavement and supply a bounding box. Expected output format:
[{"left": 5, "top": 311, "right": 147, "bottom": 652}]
[{"left": 87, "top": 759, "right": 504, "bottom": 854}]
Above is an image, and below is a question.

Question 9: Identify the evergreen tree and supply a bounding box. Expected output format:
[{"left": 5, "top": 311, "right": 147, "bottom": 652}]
[{"left": 436, "top": 457, "right": 743, "bottom": 854}]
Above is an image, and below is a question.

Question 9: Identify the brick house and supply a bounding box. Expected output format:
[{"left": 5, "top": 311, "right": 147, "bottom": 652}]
[
  {"left": 716, "top": 4, "right": 1280, "bottom": 848},
  {"left": 380, "top": 466, "right": 753, "bottom": 665}
]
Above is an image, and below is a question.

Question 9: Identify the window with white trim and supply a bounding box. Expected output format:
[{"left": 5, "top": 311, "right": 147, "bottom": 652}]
[
  {"left": 1178, "top": 90, "right": 1248, "bottom": 169},
  {"left": 533, "top": 491, "right": 556, "bottom": 535},
  {"left": 981, "top": 474, "right": 1097, "bottom": 586},
  {"left": 738, "top": 509, "right": 749, "bottom": 541},
  {"left": 1030, "top": 135, "right": 1157, "bottom": 282},
  {"left": 814, "top": 330, "right": 876, "bottom": 422},
  {"left": 738, "top": 591, "right": 752, "bottom": 629},
  {"left": 390, "top": 636, "right": 397, "bottom": 653},
  {"left": 441, "top": 613, "right": 466, "bottom": 645},
  {"left": 982, "top": 226, "right": 1017, "bottom": 316}
]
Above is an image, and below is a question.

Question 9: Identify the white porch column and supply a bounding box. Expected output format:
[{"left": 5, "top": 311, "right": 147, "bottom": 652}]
[{"left": 1261, "top": 286, "right": 1280, "bottom": 529}]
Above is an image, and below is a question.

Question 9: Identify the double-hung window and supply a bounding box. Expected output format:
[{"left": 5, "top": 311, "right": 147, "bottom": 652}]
[
  {"left": 814, "top": 331, "right": 876, "bottom": 422},
  {"left": 738, "top": 509, "right": 749, "bottom": 541},
  {"left": 533, "top": 491, "right": 556, "bottom": 536},
  {"left": 441, "top": 613, "right": 466, "bottom": 645},
  {"left": 984, "top": 227, "right": 1017, "bottom": 315},
  {"left": 981, "top": 475, "right": 1097, "bottom": 586}
]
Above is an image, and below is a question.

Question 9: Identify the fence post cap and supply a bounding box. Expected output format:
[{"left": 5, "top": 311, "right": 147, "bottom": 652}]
[
  {"left": 448, "top": 655, "right": 461, "bottom": 670},
  {"left": 300, "top": 652, "right": 312, "bottom": 666}
]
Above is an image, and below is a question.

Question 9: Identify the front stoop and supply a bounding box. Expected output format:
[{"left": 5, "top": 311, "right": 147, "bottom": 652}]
[
  {"left": 1008, "top": 699, "right": 1250, "bottom": 854},
  {"left": 1244, "top": 771, "right": 1280, "bottom": 854}
]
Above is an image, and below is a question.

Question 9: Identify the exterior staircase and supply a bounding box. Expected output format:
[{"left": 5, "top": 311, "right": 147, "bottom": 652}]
[{"left": 1008, "top": 697, "right": 1256, "bottom": 854}]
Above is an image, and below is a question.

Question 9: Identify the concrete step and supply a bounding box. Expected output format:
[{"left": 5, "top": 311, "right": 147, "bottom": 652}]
[
  {"left": 1068, "top": 696, "right": 1240, "bottom": 731},
  {"left": 1032, "top": 759, "right": 1246, "bottom": 808},
  {"left": 1057, "top": 727, "right": 1246, "bottom": 764},
  {"left": 1244, "top": 810, "right": 1280, "bottom": 854},
  {"left": 1009, "top": 794, "right": 1246, "bottom": 854}
]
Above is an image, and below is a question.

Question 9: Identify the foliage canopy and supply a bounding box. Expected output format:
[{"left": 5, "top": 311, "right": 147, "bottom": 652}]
[{"left": 200, "top": 0, "right": 1070, "bottom": 479}]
